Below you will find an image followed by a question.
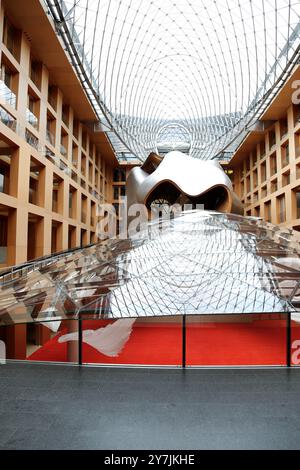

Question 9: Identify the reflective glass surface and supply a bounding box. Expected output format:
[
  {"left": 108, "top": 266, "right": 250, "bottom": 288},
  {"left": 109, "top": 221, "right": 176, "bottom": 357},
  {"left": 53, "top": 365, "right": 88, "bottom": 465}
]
[
  {"left": 45, "top": 0, "right": 300, "bottom": 161},
  {"left": 186, "top": 314, "right": 288, "bottom": 366},
  {"left": 0, "top": 211, "right": 299, "bottom": 328}
]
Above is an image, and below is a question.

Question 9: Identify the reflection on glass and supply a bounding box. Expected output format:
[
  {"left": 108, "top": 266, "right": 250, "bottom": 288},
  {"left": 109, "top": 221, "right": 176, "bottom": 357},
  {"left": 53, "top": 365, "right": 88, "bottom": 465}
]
[
  {"left": 26, "top": 320, "right": 79, "bottom": 363},
  {"left": 79, "top": 318, "right": 182, "bottom": 366},
  {"left": 0, "top": 211, "right": 299, "bottom": 329},
  {"left": 186, "top": 314, "right": 287, "bottom": 366}
]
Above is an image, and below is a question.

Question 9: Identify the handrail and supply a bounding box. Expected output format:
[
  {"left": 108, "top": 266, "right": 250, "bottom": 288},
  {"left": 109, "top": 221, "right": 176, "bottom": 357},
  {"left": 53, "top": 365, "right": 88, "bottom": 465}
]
[{"left": 0, "top": 242, "right": 95, "bottom": 284}]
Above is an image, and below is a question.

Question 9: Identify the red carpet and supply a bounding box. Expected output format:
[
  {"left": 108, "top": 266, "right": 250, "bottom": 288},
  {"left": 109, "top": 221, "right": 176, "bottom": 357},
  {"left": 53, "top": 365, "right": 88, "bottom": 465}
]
[{"left": 28, "top": 319, "right": 300, "bottom": 366}]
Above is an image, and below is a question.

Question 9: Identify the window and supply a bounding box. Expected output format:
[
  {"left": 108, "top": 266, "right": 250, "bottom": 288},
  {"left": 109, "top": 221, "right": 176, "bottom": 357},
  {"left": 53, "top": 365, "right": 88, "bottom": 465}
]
[
  {"left": 295, "top": 189, "right": 300, "bottom": 219},
  {"left": 3, "top": 17, "right": 16, "bottom": 56},
  {"left": 282, "top": 172, "right": 290, "bottom": 187},
  {"left": 48, "top": 85, "right": 57, "bottom": 110},
  {"left": 0, "top": 63, "right": 16, "bottom": 108},
  {"left": 264, "top": 201, "right": 271, "bottom": 222},
  {"left": 72, "top": 142, "right": 78, "bottom": 166},
  {"left": 91, "top": 201, "right": 96, "bottom": 226},
  {"left": 240, "top": 181, "right": 244, "bottom": 199},
  {"left": 245, "top": 157, "right": 250, "bottom": 173},
  {"left": 26, "top": 94, "right": 39, "bottom": 129},
  {"left": 51, "top": 221, "right": 62, "bottom": 254},
  {"left": 280, "top": 119, "right": 288, "bottom": 139},
  {"left": 89, "top": 161, "right": 93, "bottom": 182},
  {"left": 113, "top": 168, "right": 126, "bottom": 182},
  {"left": 260, "top": 141, "right": 266, "bottom": 158},
  {"left": 60, "top": 129, "right": 68, "bottom": 158},
  {"left": 113, "top": 186, "right": 119, "bottom": 200},
  {"left": 29, "top": 175, "right": 38, "bottom": 205},
  {"left": 0, "top": 213, "right": 8, "bottom": 264},
  {"left": 260, "top": 162, "right": 266, "bottom": 183},
  {"left": 261, "top": 185, "right": 267, "bottom": 198},
  {"left": 52, "top": 174, "right": 63, "bottom": 214},
  {"left": 253, "top": 169, "right": 258, "bottom": 188},
  {"left": 0, "top": 167, "right": 8, "bottom": 193},
  {"left": 68, "top": 225, "right": 76, "bottom": 249},
  {"left": 95, "top": 169, "right": 99, "bottom": 186},
  {"left": 62, "top": 104, "right": 69, "bottom": 126},
  {"left": 271, "top": 180, "right": 278, "bottom": 193},
  {"left": 277, "top": 195, "right": 286, "bottom": 223},
  {"left": 113, "top": 203, "right": 119, "bottom": 217},
  {"left": 246, "top": 176, "right": 250, "bottom": 193},
  {"left": 29, "top": 157, "right": 44, "bottom": 206},
  {"left": 71, "top": 170, "right": 78, "bottom": 184},
  {"left": 69, "top": 185, "right": 76, "bottom": 219},
  {"left": 254, "top": 206, "right": 260, "bottom": 217},
  {"left": 81, "top": 195, "right": 87, "bottom": 223},
  {"left": 30, "top": 61, "right": 41, "bottom": 88},
  {"left": 270, "top": 152, "right": 277, "bottom": 175},
  {"left": 82, "top": 131, "right": 87, "bottom": 150},
  {"left": 295, "top": 132, "right": 300, "bottom": 159},
  {"left": 1, "top": 63, "right": 12, "bottom": 88},
  {"left": 281, "top": 143, "right": 289, "bottom": 167},
  {"left": 46, "top": 114, "right": 56, "bottom": 146},
  {"left": 269, "top": 129, "right": 276, "bottom": 149},
  {"left": 73, "top": 118, "right": 79, "bottom": 140},
  {"left": 293, "top": 104, "right": 300, "bottom": 127},
  {"left": 81, "top": 154, "right": 87, "bottom": 176},
  {"left": 0, "top": 155, "right": 11, "bottom": 195},
  {"left": 80, "top": 228, "right": 88, "bottom": 247},
  {"left": 252, "top": 153, "right": 258, "bottom": 166}
]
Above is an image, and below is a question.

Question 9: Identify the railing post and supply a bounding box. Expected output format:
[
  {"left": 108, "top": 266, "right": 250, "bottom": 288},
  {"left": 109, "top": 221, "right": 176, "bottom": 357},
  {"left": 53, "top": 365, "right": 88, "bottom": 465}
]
[
  {"left": 182, "top": 314, "right": 186, "bottom": 368},
  {"left": 78, "top": 317, "right": 83, "bottom": 366},
  {"left": 287, "top": 311, "right": 291, "bottom": 367}
]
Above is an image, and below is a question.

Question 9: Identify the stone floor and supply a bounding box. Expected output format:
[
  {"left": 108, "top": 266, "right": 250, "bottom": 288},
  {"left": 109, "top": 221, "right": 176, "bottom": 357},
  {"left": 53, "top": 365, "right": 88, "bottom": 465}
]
[{"left": 0, "top": 363, "right": 300, "bottom": 449}]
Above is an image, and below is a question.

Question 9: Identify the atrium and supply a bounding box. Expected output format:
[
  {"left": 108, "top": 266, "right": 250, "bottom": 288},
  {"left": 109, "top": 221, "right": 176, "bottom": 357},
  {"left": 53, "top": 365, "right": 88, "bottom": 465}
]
[{"left": 0, "top": 0, "right": 300, "bottom": 452}]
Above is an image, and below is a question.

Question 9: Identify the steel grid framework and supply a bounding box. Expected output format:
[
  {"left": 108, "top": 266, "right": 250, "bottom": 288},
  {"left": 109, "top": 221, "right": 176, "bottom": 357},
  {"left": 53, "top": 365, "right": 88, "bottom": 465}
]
[
  {"left": 44, "top": 0, "right": 300, "bottom": 161},
  {"left": 0, "top": 210, "right": 300, "bottom": 326}
]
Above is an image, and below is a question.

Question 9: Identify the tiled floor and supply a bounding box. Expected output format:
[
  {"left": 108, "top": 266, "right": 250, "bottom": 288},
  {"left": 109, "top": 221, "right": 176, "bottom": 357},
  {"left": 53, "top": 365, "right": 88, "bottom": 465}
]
[{"left": 0, "top": 363, "right": 300, "bottom": 449}]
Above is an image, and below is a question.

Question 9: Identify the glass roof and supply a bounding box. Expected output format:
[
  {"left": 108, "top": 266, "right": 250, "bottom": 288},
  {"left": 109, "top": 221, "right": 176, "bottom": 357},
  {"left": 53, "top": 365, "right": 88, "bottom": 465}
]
[
  {"left": 45, "top": 0, "right": 300, "bottom": 161},
  {"left": 0, "top": 211, "right": 299, "bottom": 327}
]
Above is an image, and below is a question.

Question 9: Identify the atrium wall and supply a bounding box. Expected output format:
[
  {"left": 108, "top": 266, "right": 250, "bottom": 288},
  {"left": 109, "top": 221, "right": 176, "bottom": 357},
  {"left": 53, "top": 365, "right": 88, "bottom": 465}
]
[
  {"left": 229, "top": 65, "right": 300, "bottom": 232},
  {"left": 0, "top": 0, "right": 116, "bottom": 269}
]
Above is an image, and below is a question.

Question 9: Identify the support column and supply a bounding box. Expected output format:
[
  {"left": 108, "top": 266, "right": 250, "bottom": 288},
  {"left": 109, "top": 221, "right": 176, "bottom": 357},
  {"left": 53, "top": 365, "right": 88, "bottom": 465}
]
[{"left": 66, "top": 320, "right": 78, "bottom": 363}]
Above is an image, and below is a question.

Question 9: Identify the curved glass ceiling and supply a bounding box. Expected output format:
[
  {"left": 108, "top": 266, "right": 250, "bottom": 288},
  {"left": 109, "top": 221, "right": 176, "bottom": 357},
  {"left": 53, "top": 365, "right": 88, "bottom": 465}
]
[{"left": 46, "top": 0, "right": 300, "bottom": 161}]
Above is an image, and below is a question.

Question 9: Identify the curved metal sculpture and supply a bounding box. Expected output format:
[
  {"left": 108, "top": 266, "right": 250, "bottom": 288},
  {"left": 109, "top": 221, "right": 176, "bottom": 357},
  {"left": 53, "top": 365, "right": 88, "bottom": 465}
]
[{"left": 126, "top": 151, "right": 243, "bottom": 215}]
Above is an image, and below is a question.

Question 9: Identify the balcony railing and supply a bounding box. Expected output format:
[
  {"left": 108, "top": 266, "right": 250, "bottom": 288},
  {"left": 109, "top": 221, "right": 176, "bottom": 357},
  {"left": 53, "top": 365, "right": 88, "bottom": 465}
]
[
  {"left": 0, "top": 105, "right": 16, "bottom": 131},
  {"left": 60, "top": 144, "right": 67, "bottom": 157},
  {"left": 59, "top": 159, "right": 71, "bottom": 176},
  {"left": 25, "top": 129, "right": 39, "bottom": 150},
  {"left": 26, "top": 108, "right": 39, "bottom": 129},
  {"left": 0, "top": 80, "right": 16, "bottom": 108},
  {"left": 44, "top": 147, "right": 72, "bottom": 177},
  {"left": 45, "top": 146, "right": 55, "bottom": 161}
]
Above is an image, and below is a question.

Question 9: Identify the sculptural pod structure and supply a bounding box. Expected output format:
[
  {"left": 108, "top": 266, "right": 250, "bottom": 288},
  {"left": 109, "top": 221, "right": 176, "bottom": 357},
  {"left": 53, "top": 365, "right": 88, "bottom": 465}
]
[{"left": 126, "top": 151, "right": 243, "bottom": 215}]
